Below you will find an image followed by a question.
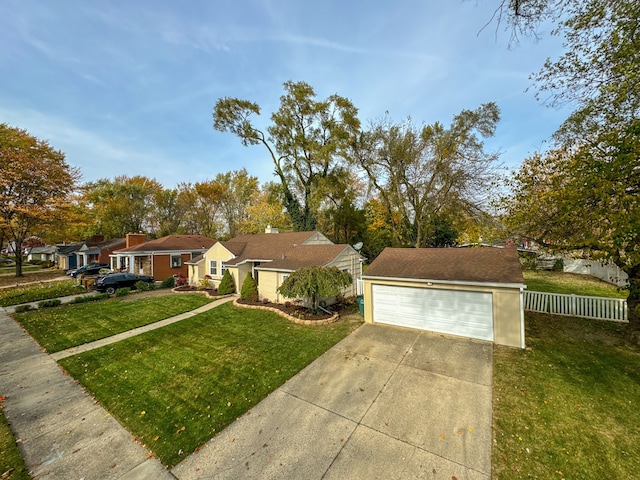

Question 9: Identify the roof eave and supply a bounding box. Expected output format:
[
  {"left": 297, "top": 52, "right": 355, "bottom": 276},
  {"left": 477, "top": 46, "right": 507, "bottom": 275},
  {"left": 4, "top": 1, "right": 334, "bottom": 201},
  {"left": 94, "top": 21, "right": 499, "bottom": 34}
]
[{"left": 362, "top": 274, "right": 525, "bottom": 290}]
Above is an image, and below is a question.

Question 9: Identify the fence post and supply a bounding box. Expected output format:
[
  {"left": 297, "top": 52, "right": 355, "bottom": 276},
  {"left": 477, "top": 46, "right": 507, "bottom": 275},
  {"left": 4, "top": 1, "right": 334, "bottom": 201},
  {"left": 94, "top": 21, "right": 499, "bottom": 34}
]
[{"left": 570, "top": 294, "right": 576, "bottom": 316}]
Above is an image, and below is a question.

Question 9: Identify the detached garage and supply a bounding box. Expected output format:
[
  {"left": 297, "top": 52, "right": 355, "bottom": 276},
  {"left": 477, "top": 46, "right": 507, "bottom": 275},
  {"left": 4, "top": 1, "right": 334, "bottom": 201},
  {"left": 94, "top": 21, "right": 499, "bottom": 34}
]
[{"left": 362, "top": 247, "right": 525, "bottom": 348}]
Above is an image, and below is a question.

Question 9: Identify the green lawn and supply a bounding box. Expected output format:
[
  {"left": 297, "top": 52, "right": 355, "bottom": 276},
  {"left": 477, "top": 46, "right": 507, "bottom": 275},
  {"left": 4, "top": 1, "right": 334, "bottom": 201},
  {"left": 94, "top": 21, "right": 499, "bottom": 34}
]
[
  {"left": 523, "top": 270, "right": 627, "bottom": 298},
  {"left": 0, "top": 403, "right": 30, "bottom": 480},
  {"left": 0, "top": 280, "right": 83, "bottom": 307},
  {"left": 493, "top": 312, "right": 640, "bottom": 479},
  {"left": 59, "top": 303, "right": 361, "bottom": 467},
  {"left": 12, "top": 294, "right": 213, "bottom": 353}
]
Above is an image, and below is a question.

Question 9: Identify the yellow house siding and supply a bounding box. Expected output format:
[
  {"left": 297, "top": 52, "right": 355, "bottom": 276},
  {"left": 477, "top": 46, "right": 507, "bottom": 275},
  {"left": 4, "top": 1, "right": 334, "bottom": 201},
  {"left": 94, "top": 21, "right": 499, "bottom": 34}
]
[
  {"left": 362, "top": 278, "right": 523, "bottom": 348},
  {"left": 188, "top": 243, "right": 235, "bottom": 287}
]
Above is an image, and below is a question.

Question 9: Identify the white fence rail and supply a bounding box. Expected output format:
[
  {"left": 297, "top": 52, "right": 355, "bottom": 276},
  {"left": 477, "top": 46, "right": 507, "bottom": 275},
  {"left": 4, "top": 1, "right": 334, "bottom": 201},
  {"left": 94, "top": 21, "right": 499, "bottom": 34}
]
[{"left": 523, "top": 291, "right": 628, "bottom": 322}]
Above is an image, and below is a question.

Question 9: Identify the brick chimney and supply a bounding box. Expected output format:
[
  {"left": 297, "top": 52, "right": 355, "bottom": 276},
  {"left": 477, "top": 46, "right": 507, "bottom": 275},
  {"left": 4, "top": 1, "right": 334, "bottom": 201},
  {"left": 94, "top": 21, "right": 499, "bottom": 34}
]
[{"left": 126, "top": 233, "right": 146, "bottom": 248}]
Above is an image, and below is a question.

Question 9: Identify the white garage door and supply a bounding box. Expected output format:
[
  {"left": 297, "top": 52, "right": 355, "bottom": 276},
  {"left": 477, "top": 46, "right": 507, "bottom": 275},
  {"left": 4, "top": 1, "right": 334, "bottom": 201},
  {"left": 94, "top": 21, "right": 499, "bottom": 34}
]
[{"left": 372, "top": 284, "right": 494, "bottom": 341}]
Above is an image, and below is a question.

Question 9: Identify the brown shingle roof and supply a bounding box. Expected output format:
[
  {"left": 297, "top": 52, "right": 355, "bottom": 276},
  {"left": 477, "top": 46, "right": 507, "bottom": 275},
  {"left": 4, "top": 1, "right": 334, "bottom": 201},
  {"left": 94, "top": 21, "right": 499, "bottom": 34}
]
[
  {"left": 257, "top": 244, "right": 352, "bottom": 271},
  {"left": 114, "top": 235, "right": 216, "bottom": 253},
  {"left": 222, "top": 231, "right": 321, "bottom": 266},
  {"left": 364, "top": 247, "right": 524, "bottom": 285}
]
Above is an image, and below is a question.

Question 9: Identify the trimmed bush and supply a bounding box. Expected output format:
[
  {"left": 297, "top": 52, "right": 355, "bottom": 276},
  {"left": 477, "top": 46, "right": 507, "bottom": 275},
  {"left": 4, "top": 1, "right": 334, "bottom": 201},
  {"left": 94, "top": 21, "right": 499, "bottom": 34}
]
[
  {"left": 161, "top": 276, "right": 175, "bottom": 289},
  {"left": 135, "top": 280, "right": 151, "bottom": 292},
  {"left": 240, "top": 272, "right": 258, "bottom": 301},
  {"left": 197, "top": 278, "right": 211, "bottom": 290},
  {"left": 70, "top": 293, "right": 110, "bottom": 304},
  {"left": 115, "top": 287, "right": 131, "bottom": 297},
  {"left": 38, "top": 299, "right": 62, "bottom": 309},
  {"left": 14, "top": 304, "right": 34, "bottom": 313},
  {"left": 217, "top": 270, "right": 235, "bottom": 295}
]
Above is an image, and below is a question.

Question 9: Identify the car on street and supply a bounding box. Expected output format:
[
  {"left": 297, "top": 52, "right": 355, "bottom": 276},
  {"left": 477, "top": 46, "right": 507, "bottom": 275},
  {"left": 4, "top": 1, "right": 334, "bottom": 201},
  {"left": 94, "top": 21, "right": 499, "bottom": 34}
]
[
  {"left": 66, "top": 262, "right": 110, "bottom": 278},
  {"left": 94, "top": 272, "right": 155, "bottom": 294}
]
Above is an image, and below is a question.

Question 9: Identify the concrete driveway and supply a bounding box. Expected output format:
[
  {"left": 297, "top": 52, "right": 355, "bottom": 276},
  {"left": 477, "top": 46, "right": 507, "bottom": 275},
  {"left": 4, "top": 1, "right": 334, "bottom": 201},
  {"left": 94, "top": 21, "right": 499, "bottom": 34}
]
[{"left": 172, "top": 323, "right": 493, "bottom": 480}]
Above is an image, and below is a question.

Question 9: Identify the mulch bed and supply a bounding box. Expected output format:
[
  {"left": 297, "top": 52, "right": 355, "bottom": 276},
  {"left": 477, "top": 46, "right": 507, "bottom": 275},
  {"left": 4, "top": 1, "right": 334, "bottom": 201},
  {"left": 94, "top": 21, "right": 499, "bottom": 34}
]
[{"left": 236, "top": 298, "right": 355, "bottom": 321}]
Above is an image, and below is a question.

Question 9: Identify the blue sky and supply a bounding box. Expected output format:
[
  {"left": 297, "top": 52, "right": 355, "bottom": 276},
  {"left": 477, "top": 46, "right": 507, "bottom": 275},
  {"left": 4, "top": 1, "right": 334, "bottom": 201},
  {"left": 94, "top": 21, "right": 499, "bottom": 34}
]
[{"left": 0, "top": 0, "right": 571, "bottom": 189}]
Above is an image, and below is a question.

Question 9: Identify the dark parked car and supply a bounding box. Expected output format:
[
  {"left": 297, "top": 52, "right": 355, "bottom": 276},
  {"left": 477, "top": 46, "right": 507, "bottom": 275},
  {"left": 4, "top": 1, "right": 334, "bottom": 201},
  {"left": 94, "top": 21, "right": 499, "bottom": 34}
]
[
  {"left": 67, "top": 263, "right": 110, "bottom": 278},
  {"left": 94, "top": 272, "right": 154, "bottom": 294}
]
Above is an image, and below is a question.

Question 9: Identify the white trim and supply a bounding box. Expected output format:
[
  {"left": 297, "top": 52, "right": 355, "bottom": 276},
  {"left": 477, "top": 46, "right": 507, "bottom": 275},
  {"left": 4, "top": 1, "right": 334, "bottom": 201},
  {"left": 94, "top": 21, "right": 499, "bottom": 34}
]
[
  {"left": 520, "top": 287, "right": 526, "bottom": 349},
  {"left": 362, "top": 275, "right": 525, "bottom": 290}
]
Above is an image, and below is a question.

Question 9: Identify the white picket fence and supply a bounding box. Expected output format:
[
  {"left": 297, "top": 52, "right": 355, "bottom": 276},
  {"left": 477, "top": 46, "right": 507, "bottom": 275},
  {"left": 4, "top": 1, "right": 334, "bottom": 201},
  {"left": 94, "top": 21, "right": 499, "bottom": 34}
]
[{"left": 523, "top": 291, "right": 628, "bottom": 322}]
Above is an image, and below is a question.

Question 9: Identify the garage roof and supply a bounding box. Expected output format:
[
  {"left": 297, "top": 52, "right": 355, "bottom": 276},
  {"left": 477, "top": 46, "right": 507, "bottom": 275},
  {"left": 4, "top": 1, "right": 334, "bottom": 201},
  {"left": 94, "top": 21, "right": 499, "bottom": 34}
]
[{"left": 364, "top": 247, "right": 524, "bottom": 285}]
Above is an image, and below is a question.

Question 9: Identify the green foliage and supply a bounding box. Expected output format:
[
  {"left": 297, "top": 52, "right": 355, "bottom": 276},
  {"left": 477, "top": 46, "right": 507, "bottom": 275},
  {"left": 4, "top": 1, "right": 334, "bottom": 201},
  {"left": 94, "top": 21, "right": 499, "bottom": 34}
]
[
  {"left": 82, "top": 175, "right": 163, "bottom": 238},
  {"left": 213, "top": 80, "right": 360, "bottom": 231},
  {"left": 38, "top": 298, "right": 61, "bottom": 309},
  {"left": 0, "top": 124, "right": 79, "bottom": 277},
  {"left": 135, "top": 280, "right": 152, "bottom": 291},
  {"left": 14, "top": 304, "right": 34, "bottom": 313},
  {"left": 58, "top": 302, "right": 358, "bottom": 467},
  {"left": 0, "top": 404, "right": 30, "bottom": 480},
  {"left": 503, "top": 123, "right": 640, "bottom": 340},
  {"left": 352, "top": 105, "right": 500, "bottom": 248},
  {"left": 552, "top": 258, "right": 564, "bottom": 272},
  {"left": 493, "top": 312, "right": 640, "bottom": 479},
  {"left": 240, "top": 272, "right": 258, "bottom": 301},
  {"left": 277, "top": 266, "right": 352, "bottom": 313},
  {"left": 217, "top": 269, "right": 235, "bottom": 295},
  {"left": 0, "top": 280, "right": 80, "bottom": 307},
  {"left": 160, "top": 276, "right": 175, "bottom": 288},
  {"left": 13, "top": 294, "right": 213, "bottom": 353},
  {"left": 197, "top": 277, "right": 211, "bottom": 290},
  {"left": 115, "top": 287, "right": 130, "bottom": 297},
  {"left": 70, "top": 293, "right": 110, "bottom": 304}
]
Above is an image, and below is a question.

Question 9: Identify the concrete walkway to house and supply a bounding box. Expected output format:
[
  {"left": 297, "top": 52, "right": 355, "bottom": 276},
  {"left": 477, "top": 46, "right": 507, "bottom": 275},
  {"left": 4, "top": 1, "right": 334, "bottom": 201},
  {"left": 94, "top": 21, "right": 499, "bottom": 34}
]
[
  {"left": 0, "top": 296, "right": 232, "bottom": 480},
  {"left": 172, "top": 323, "right": 494, "bottom": 479}
]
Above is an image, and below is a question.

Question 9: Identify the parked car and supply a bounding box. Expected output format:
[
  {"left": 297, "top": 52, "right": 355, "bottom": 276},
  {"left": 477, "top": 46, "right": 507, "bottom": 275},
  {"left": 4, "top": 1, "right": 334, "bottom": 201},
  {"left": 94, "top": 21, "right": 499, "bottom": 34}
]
[
  {"left": 66, "top": 263, "right": 110, "bottom": 278},
  {"left": 94, "top": 272, "right": 154, "bottom": 294}
]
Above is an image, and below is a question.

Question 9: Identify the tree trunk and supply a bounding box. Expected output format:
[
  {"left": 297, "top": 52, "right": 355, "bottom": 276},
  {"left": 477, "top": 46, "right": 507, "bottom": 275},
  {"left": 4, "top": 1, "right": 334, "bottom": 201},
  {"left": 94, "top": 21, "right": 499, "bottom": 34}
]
[{"left": 15, "top": 253, "right": 24, "bottom": 277}]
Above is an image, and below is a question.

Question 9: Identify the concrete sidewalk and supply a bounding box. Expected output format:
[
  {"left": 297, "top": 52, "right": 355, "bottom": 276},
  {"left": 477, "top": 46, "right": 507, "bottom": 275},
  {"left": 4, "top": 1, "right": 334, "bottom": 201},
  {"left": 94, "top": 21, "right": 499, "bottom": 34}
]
[
  {"left": 172, "top": 323, "right": 493, "bottom": 479},
  {"left": 0, "top": 296, "right": 232, "bottom": 479}
]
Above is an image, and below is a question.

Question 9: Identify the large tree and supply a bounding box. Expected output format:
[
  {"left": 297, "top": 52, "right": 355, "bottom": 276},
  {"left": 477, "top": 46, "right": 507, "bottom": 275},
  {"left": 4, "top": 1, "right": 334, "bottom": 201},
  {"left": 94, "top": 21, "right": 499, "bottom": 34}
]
[
  {"left": 213, "top": 80, "right": 360, "bottom": 231},
  {"left": 352, "top": 104, "right": 501, "bottom": 248},
  {"left": 0, "top": 124, "right": 79, "bottom": 276},
  {"left": 82, "top": 175, "right": 163, "bottom": 238},
  {"left": 504, "top": 122, "right": 640, "bottom": 342},
  {"left": 493, "top": 0, "right": 639, "bottom": 137},
  {"left": 494, "top": 0, "right": 640, "bottom": 343},
  {"left": 214, "top": 168, "right": 259, "bottom": 238}
]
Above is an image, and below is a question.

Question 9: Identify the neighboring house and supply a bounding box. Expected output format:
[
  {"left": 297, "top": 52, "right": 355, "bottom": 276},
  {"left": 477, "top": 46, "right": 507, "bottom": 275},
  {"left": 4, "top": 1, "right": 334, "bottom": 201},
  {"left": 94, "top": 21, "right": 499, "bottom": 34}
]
[
  {"left": 56, "top": 244, "right": 82, "bottom": 270},
  {"left": 187, "top": 229, "right": 363, "bottom": 304},
  {"left": 362, "top": 247, "right": 525, "bottom": 348},
  {"left": 26, "top": 245, "right": 57, "bottom": 262},
  {"left": 111, "top": 233, "right": 217, "bottom": 280},
  {"left": 75, "top": 235, "right": 126, "bottom": 268}
]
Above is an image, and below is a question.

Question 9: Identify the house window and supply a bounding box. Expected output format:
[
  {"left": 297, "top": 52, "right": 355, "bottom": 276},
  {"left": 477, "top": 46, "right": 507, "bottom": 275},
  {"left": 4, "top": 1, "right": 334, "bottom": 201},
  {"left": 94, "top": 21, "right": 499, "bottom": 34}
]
[
  {"left": 221, "top": 262, "right": 227, "bottom": 276},
  {"left": 209, "top": 260, "right": 217, "bottom": 276},
  {"left": 171, "top": 254, "right": 182, "bottom": 268},
  {"left": 280, "top": 273, "right": 289, "bottom": 283}
]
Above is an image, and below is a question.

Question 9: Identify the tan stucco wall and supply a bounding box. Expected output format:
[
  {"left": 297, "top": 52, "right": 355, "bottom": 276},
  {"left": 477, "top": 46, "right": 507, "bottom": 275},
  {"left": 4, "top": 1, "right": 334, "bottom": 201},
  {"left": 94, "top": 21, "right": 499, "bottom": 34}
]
[
  {"left": 363, "top": 278, "right": 524, "bottom": 348},
  {"left": 256, "top": 249, "right": 362, "bottom": 304}
]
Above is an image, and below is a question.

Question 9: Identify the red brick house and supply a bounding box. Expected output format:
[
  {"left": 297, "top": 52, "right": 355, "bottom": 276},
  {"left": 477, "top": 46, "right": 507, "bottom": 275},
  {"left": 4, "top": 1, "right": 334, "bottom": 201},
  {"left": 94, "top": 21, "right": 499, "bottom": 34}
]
[{"left": 110, "top": 233, "right": 216, "bottom": 281}]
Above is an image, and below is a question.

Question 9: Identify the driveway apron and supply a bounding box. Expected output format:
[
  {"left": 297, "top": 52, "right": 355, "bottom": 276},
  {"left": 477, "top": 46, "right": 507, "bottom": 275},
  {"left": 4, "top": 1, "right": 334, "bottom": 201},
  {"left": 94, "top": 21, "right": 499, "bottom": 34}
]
[{"left": 172, "top": 323, "right": 493, "bottom": 480}]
